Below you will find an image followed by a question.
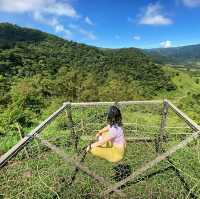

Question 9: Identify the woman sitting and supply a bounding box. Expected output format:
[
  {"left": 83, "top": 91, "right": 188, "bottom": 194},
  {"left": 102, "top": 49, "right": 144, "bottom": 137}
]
[{"left": 87, "top": 106, "right": 126, "bottom": 163}]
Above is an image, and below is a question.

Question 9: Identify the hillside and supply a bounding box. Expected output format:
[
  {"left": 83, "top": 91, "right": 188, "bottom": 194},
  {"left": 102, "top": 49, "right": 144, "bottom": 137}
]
[
  {"left": 144, "top": 44, "right": 200, "bottom": 67},
  {"left": 0, "top": 23, "right": 167, "bottom": 79},
  {"left": 0, "top": 22, "right": 175, "bottom": 92}
]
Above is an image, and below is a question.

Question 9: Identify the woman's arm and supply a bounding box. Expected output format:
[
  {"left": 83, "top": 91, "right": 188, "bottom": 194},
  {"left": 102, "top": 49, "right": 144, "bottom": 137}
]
[
  {"left": 86, "top": 127, "right": 115, "bottom": 151},
  {"left": 91, "top": 135, "right": 112, "bottom": 148},
  {"left": 96, "top": 126, "right": 109, "bottom": 137}
]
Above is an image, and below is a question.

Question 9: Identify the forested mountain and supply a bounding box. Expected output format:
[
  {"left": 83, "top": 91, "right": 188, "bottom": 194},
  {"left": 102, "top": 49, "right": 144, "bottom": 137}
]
[
  {"left": 145, "top": 44, "right": 200, "bottom": 66},
  {"left": 0, "top": 22, "right": 175, "bottom": 95},
  {"left": 0, "top": 23, "right": 176, "bottom": 133}
]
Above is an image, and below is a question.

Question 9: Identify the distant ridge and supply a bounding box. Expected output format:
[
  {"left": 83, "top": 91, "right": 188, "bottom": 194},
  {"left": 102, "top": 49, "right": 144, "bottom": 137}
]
[
  {"left": 0, "top": 23, "right": 48, "bottom": 43},
  {"left": 144, "top": 44, "right": 200, "bottom": 66}
]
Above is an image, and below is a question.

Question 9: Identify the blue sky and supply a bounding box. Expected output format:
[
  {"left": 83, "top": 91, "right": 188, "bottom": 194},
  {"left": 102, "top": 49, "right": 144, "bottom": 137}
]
[{"left": 0, "top": 0, "right": 200, "bottom": 49}]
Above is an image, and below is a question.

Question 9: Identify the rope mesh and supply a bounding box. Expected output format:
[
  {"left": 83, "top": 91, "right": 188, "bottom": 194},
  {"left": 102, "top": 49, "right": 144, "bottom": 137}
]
[{"left": 1, "top": 101, "right": 200, "bottom": 198}]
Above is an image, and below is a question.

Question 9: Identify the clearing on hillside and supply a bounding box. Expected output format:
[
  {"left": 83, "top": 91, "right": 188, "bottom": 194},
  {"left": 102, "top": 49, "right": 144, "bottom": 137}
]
[{"left": 1, "top": 100, "right": 200, "bottom": 199}]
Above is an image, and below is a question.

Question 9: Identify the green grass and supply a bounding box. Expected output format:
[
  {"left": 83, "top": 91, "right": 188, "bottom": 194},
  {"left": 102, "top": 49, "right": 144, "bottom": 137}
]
[
  {"left": 1, "top": 104, "right": 200, "bottom": 198},
  {"left": 1, "top": 135, "right": 200, "bottom": 198},
  {"left": 157, "top": 67, "right": 200, "bottom": 100}
]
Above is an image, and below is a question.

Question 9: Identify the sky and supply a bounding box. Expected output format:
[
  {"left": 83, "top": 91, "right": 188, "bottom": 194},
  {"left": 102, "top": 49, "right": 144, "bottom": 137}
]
[{"left": 0, "top": 0, "right": 200, "bottom": 49}]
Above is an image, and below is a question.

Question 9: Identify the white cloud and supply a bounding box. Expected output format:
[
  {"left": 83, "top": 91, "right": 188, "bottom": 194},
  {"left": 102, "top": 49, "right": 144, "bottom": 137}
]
[
  {"left": 133, "top": 35, "right": 141, "bottom": 40},
  {"left": 0, "top": 0, "right": 95, "bottom": 40},
  {"left": 68, "top": 24, "right": 96, "bottom": 40},
  {"left": 44, "top": 2, "right": 77, "bottom": 17},
  {"left": 139, "top": 3, "right": 173, "bottom": 25},
  {"left": 33, "top": 11, "right": 57, "bottom": 26},
  {"left": 182, "top": 0, "right": 200, "bottom": 7},
  {"left": 68, "top": 23, "right": 79, "bottom": 29},
  {"left": 160, "top": 40, "right": 172, "bottom": 48},
  {"left": 79, "top": 28, "right": 96, "bottom": 40},
  {"left": 56, "top": 24, "right": 72, "bottom": 38},
  {"left": 0, "top": 0, "right": 77, "bottom": 39},
  {"left": 0, "top": 0, "right": 43, "bottom": 13},
  {"left": 0, "top": 0, "right": 78, "bottom": 18},
  {"left": 55, "top": 24, "right": 64, "bottom": 33},
  {"left": 85, "top": 16, "right": 94, "bottom": 25},
  {"left": 33, "top": 11, "right": 72, "bottom": 38}
]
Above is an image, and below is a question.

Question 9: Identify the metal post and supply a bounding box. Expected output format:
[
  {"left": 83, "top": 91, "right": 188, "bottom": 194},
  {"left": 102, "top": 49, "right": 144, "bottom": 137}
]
[
  {"left": 156, "top": 100, "right": 169, "bottom": 153},
  {"left": 66, "top": 103, "right": 78, "bottom": 151},
  {"left": 16, "top": 123, "right": 29, "bottom": 159}
]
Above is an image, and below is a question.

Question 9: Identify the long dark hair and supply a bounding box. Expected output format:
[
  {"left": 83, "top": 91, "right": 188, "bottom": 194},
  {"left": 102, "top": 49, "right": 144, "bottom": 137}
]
[{"left": 107, "top": 106, "right": 122, "bottom": 127}]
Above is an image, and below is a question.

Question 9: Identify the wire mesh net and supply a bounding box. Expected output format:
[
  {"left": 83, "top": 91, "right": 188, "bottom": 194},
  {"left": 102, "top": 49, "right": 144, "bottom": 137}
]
[{"left": 1, "top": 101, "right": 200, "bottom": 199}]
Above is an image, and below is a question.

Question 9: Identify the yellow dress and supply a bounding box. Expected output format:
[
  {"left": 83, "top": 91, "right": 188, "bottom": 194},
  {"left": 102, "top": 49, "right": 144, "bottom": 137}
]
[{"left": 90, "top": 132, "right": 125, "bottom": 163}]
